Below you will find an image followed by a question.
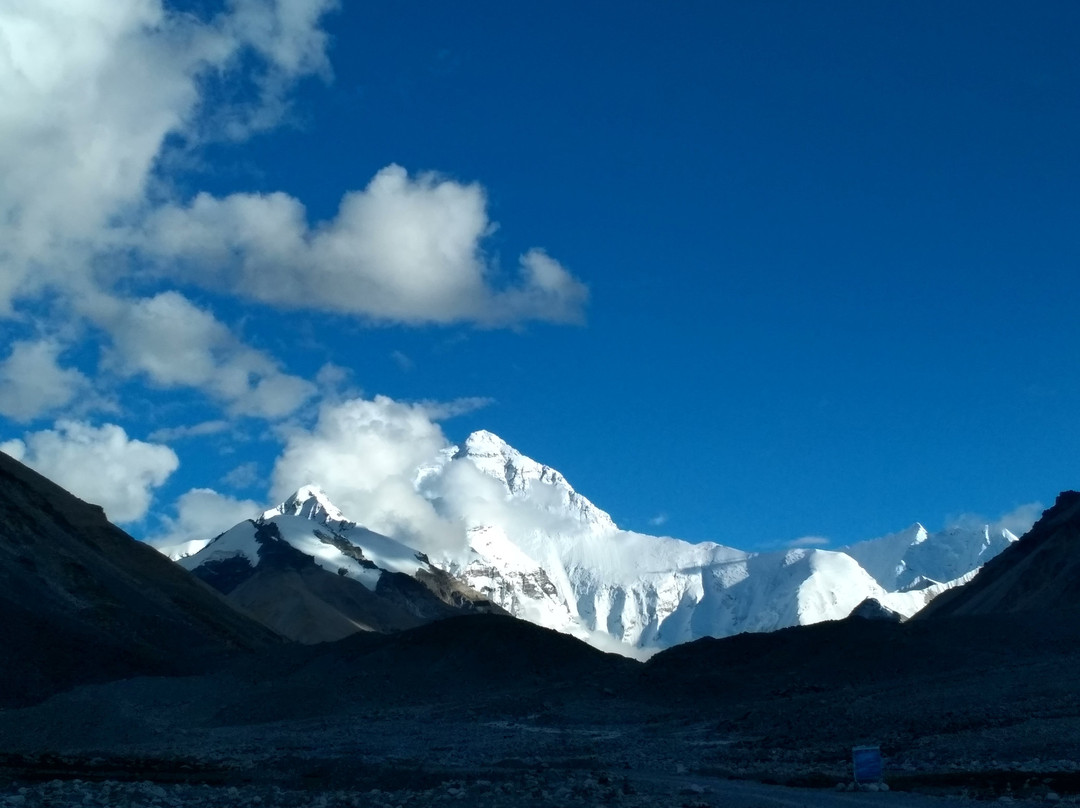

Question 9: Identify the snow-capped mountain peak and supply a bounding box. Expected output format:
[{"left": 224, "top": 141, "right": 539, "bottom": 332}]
[
  {"left": 162, "top": 431, "right": 1025, "bottom": 655},
  {"left": 455, "top": 430, "right": 617, "bottom": 534},
  {"left": 263, "top": 484, "right": 351, "bottom": 526}
]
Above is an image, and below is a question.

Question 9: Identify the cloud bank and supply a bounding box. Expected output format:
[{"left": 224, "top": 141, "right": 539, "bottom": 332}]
[
  {"left": 0, "top": 0, "right": 588, "bottom": 439},
  {"left": 0, "top": 0, "right": 592, "bottom": 546}
]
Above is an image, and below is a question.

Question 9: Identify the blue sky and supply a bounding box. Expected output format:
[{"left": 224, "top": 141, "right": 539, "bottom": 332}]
[{"left": 0, "top": 1, "right": 1077, "bottom": 551}]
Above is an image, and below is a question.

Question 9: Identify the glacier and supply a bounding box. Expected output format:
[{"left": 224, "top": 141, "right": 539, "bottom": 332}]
[{"left": 170, "top": 429, "right": 1019, "bottom": 655}]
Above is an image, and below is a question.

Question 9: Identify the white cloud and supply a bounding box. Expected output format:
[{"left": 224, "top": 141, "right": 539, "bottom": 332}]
[
  {"left": 221, "top": 461, "right": 261, "bottom": 489},
  {"left": 417, "top": 396, "right": 494, "bottom": 420},
  {"left": 0, "top": 0, "right": 336, "bottom": 314},
  {"left": 648, "top": 513, "right": 668, "bottom": 527},
  {"left": 0, "top": 339, "right": 91, "bottom": 422},
  {"left": 0, "top": 1, "right": 588, "bottom": 549},
  {"left": 314, "top": 362, "right": 352, "bottom": 393},
  {"left": 271, "top": 395, "right": 465, "bottom": 553},
  {"left": 390, "top": 350, "right": 414, "bottom": 372},
  {"left": 90, "top": 291, "right": 315, "bottom": 418},
  {"left": 1, "top": 420, "right": 178, "bottom": 523},
  {"left": 419, "top": 456, "right": 602, "bottom": 566},
  {"left": 947, "top": 501, "right": 1043, "bottom": 538},
  {"left": 146, "top": 487, "right": 260, "bottom": 558},
  {"left": 786, "top": 535, "right": 831, "bottom": 548},
  {"left": 993, "top": 502, "right": 1043, "bottom": 536},
  {"left": 147, "top": 419, "right": 231, "bottom": 442},
  {"left": 141, "top": 165, "right": 588, "bottom": 326}
]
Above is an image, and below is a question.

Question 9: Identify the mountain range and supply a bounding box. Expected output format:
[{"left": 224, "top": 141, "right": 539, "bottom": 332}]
[
  {"left": 173, "top": 429, "right": 1019, "bottom": 653},
  {"left": 3, "top": 441, "right": 1080, "bottom": 803}
]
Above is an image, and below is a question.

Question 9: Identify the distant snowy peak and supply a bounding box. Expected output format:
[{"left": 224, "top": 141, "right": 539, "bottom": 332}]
[
  {"left": 845, "top": 521, "right": 1019, "bottom": 591},
  {"left": 263, "top": 484, "right": 351, "bottom": 527},
  {"left": 456, "top": 430, "right": 617, "bottom": 533},
  {"left": 161, "top": 431, "right": 1025, "bottom": 655}
]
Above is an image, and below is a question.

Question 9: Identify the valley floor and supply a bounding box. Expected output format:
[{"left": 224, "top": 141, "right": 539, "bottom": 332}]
[
  {"left": 3, "top": 610, "right": 1080, "bottom": 808},
  {"left": 2, "top": 697, "right": 1079, "bottom": 808}
]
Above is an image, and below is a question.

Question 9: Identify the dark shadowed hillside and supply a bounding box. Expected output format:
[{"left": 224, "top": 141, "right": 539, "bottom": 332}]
[
  {"left": 0, "top": 450, "right": 280, "bottom": 707},
  {"left": 189, "top": 518, "right": 505, "bottom": 644},
  {"left": 202, "top": 612, "right": 637, "bottom": 725},
  {"left": 917, "top": 491, "right": 1080, "bottom": 618}
]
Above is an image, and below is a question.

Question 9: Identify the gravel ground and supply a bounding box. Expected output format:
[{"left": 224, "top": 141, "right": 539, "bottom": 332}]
[
  {"left": 3, "top": 609, "right": 1079, "bottom": 807},
  {"left": 3, "top": 704, "right": 1080, "bottom": 808}
]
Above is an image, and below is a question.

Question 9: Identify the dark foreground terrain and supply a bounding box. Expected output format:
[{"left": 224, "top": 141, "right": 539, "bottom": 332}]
[
  {"left": 3, "top": 450, "right": 1079, "bottom": 807},
  {"left": 2, "top": 606, "right": 1080, "bottom": 807}
]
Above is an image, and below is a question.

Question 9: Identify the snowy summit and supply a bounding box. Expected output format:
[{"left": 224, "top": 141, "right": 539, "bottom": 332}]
[{"left": 172, "top": 430, "right": 1021, "bottom": 655}]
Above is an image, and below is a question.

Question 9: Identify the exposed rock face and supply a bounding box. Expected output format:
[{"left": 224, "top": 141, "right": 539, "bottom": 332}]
[
  {"left": 0, "top": 450, "right": 279, "bottom": 707},
  {"left": 180, "top": 487, "right": 501, "bottom": 643},
  {"left": 846, "top": 597, "right": 904, "bottom": 622},
  {"left": 918, "top": 491, "right": 1080, "bottom": 618}
]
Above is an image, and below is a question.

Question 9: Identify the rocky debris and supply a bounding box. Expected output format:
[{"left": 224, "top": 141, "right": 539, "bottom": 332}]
[
  {"left": 0, "top": 769, "right": 711, "bottom": 808},
  {"left": 845, "top": 597, "right": 903, "bottom": 622}
]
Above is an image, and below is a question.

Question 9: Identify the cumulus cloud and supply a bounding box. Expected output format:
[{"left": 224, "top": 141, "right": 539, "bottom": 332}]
[
  {"left": 0, "top": 1, "right": 588, "bottom": 537},
  {"left": 0, "top": 339, "right": 91, "bottom": 422},
  {"left": 146, "top": 487, "right": 260, "bottom": 558},
  {"left": 0, "top": 0, "right": 336, "bottom": 314},
  {"left": 271, "top": 395, "right": 465, "bottom": 553},
  {"left": 90, "top": 291, "right": 315, "bottom": 418},
  {"left": 1, "top": 420, "right": 178, "bottom": 523},
  {"left": 0, "top": 0, "right": 334, "bottom": 428},
  {"left": 141, "top": 166, "right": 588, "bottom": 326},
  {"left": 271, "top": 395, "right": 594, "bottom": 559}
]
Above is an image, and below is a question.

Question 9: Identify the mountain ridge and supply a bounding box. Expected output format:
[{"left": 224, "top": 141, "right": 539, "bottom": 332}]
[
  {"left": 172, "top": 429, "right": 1021, "bottom": 653},
  {"left": 0, "top": 449, "right": 280, "bottom": 707}
]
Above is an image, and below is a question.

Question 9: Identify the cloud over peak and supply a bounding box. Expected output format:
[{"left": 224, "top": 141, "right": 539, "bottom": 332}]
[{"left": 271, "top": 394, "right": 466, "bottom": 554}]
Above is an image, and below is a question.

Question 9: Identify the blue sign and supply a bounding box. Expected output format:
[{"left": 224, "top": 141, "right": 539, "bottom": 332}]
[{"left": 853, "top": 745, "right": 883, "bottom": 782}]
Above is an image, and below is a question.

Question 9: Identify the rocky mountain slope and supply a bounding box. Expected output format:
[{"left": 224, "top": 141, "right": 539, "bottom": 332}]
[
  {"left": 178, "top": 485, "right": 500, "bottom": 643},
  {"left": 917, "top": 491, "right": 1080, "bottom": 618},
  {"left": 0, "top": 450, "right": 279, "bottom": 708},
  {"left": 175, "top": 431, "right": 1019, "bottom": 654}
]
